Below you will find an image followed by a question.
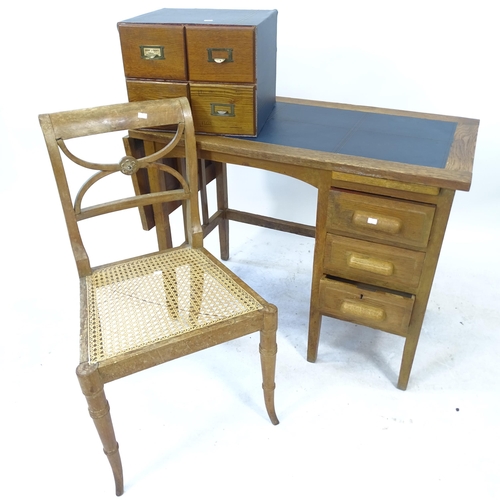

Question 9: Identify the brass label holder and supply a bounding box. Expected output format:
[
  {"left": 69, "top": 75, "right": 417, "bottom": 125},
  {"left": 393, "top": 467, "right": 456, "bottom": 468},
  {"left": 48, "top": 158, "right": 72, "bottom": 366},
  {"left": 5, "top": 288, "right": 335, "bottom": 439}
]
[
  {"left": 210, "top": 103, "right": 235, "bottom": 117},
  {"left": 140, "top": 46, "right": 165, "bottom": 60},
  {"left": 207, "top": 48, "right": 234, "bottom": 63}
]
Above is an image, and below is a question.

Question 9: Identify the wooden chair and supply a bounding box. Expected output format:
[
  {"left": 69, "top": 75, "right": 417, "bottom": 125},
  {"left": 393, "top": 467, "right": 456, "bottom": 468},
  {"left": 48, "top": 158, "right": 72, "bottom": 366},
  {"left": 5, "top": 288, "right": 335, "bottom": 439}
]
[{"left": 39, "top": 97, "right": 279, "bottom": 496}]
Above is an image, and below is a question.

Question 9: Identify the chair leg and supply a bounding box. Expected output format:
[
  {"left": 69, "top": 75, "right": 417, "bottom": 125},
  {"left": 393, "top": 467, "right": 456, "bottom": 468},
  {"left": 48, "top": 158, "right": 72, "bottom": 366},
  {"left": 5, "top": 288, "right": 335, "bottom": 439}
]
[
  {"left": 259, "top": 304, "right": 279, "bottom": 425},
  {"left": 76, "top": 363, "right": 124, "bottom": 496}
]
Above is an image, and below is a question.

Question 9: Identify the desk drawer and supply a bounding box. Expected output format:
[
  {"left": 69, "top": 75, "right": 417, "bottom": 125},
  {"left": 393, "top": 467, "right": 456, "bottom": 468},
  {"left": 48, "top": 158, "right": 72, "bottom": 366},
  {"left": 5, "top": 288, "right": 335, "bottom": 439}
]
[
  {"left": 319, "top": 278, "right": 414, "bottom": 336},
  {"left": 186, "top": 26, "right": 255, "bottom": 83},
  {"left": 324, "top": 234, "right": 425, "bottom": 293},
  {"left": 327, "top": 189, "right": 435, "bottom": 248}
]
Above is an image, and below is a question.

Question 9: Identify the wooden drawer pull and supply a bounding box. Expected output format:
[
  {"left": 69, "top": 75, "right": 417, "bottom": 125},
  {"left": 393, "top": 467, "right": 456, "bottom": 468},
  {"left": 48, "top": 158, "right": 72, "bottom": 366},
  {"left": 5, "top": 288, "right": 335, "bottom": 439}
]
[
  {"left": 340, "top": 300, "right": 386, "bottom": 321},
  {"left": 348, "top": 253, "right": 394, "bottom": 276},
  {"left": 352, "top": 211, "right": 402, "bottom": 234}
]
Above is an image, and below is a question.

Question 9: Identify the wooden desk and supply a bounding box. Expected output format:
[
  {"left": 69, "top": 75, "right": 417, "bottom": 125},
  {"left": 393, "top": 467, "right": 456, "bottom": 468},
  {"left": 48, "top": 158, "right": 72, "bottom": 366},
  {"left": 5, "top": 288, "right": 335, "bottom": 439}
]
[{"left": 125, "top": 96, "right": 479, "bottom": 390}]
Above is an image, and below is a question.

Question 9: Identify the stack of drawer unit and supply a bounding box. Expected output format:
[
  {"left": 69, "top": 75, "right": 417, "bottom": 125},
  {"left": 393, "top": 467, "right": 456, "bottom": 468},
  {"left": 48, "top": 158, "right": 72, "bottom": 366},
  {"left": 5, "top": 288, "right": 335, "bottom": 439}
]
[{"left": 118, "top": 8, "right": 278, "bottom": 136}]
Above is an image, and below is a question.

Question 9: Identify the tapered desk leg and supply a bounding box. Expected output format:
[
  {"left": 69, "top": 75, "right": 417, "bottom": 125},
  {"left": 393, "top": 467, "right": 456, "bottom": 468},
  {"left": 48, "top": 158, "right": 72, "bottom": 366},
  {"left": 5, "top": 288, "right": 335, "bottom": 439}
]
[
  {"left": 307, "top": 178, "right": 330, "bottom": 362},
  {"left": 307, "top": 310, "right": 323, "bottom": 362},
  {"left": 216, "top": 162, "right": 230, "bottom": 260},
  {"left": 398, "top": 328, "right": 421, "bottom": 390}
]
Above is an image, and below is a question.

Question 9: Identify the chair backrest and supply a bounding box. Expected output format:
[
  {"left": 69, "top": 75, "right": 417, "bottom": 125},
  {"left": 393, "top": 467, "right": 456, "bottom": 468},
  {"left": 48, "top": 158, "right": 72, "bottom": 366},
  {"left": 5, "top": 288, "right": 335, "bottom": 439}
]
[{"left": 39, "top": 97, "right": 202, "bottom": 278}]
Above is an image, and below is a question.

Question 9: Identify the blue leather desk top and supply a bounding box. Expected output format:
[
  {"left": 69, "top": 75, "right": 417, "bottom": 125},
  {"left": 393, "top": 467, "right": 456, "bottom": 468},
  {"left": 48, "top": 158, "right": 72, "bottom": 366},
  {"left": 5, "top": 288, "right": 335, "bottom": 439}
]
[{"left": 245, "top": 102, "right": 457, "bottom": 169}]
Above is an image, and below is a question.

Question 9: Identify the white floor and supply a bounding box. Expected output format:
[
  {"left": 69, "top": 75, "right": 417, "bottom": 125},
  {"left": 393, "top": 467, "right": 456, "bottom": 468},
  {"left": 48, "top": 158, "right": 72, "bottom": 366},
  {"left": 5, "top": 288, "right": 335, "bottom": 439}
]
[
  {"left": 2, "top": 1, "right": 498, "bottom": 496},
  {"left": 2, "top": 163, "right": 499, "bottom": 500}
]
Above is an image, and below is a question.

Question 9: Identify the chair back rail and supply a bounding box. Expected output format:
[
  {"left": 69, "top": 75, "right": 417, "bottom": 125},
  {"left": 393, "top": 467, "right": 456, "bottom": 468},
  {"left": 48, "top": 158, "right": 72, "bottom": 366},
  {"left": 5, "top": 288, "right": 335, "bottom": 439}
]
[{"left": 39, "top": 97, "right": 202, "bottom": 277}]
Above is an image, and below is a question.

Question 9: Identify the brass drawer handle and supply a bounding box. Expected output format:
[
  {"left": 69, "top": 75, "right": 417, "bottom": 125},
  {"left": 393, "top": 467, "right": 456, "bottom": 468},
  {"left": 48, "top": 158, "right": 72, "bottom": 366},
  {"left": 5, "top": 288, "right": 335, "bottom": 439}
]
[
  {"left": 348, "top": 253, "right": 394, "bottom": 276},
  {"left": 210, "top": 103, "right": 235, "bottom": 117},
  {"left": 340, "top": 300, "right": 386, "bottom": 321},
  {"left": 352, "top": 211, "right": 402, "bottom": 234},
  {"left": 207, "top": 48, "right": 234, "bottom": 63},
  {"left": 140, "top": 45, "right": 165, "bottom": 60}
]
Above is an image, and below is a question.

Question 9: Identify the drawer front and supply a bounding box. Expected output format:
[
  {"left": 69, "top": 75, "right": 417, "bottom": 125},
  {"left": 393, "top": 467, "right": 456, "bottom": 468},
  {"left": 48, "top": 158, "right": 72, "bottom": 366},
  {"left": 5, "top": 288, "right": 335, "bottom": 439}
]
[
  {"left": 319, "top": 278, "right": 414, "bottom": 336},
  {"left": 327, "top": 189, "right": 435, "bottom": 248},
  {"left": 190, "top": 84, "right": 255, "bottom": 135},
  {"left": 118, "top": 24, "right": 187, "bottom": 80},
  {"left": 126, "top": 79, "right": 189, "bottom": 101},
  {"left": 324, "top": 234, "right": 425, "bottom": 293},
  {"left": 186, "top": 26, "right": 255, "bottom": 83}
]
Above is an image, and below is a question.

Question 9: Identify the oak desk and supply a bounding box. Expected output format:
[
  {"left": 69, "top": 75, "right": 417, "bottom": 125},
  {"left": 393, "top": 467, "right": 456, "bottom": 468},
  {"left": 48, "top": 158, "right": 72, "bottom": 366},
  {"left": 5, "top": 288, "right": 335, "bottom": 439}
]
[{"left": 125, "top": 96, "right": 479, "bottom": 390}]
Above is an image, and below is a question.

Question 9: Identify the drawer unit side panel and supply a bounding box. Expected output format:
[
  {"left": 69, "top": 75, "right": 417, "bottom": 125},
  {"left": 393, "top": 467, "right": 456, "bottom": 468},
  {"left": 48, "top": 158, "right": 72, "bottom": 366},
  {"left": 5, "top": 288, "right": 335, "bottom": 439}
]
[{"left": 254, "top": 9, "right": 277, "bottom": 133}]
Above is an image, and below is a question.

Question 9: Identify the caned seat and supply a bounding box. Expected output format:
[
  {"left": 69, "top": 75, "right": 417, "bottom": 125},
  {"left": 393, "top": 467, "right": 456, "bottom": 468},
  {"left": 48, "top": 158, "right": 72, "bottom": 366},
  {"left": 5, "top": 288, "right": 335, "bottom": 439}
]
[
  {"left": 39, "top": 97, "right": 278, "bottom": 496},
  {"left": 87, "top": 248, "right": 265, "bottom": 363}
]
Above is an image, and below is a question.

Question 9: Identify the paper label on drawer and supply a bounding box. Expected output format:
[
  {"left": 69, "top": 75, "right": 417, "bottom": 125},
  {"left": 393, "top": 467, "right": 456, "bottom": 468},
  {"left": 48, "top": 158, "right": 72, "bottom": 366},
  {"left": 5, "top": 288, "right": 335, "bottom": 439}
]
[{"left": 367, "top": 217, "right": 378, "bottom": 225}]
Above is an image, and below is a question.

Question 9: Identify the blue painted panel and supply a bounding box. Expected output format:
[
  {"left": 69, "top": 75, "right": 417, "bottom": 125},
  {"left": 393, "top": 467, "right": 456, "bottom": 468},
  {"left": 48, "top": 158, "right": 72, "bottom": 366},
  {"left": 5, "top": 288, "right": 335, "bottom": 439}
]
[{"left": 246, "top": 102, "right": 457, "bottom": 168}]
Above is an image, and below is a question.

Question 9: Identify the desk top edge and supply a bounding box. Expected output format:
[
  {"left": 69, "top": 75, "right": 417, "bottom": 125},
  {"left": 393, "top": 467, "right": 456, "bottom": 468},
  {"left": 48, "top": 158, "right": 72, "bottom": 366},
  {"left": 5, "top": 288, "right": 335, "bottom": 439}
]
[
  {"left": 127, "top": 96, "right": 479, "bottom": 192},
  {"left": 276, "top": 96, "right": 480, "bottom": 127}
]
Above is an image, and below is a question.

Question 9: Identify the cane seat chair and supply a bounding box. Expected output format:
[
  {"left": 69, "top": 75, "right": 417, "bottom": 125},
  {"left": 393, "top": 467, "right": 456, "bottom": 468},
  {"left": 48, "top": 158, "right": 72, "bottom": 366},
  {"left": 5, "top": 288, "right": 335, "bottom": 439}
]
[{"left": 39, "top": 97, "right": 279, "bottom": 496}]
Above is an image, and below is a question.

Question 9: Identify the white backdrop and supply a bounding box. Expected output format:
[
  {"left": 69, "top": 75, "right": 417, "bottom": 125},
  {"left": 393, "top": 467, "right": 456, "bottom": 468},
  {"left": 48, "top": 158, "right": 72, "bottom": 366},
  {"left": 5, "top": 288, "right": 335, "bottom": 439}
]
[
  {"left": 2, "top": 0, "right": 498, "bottom": 210},
  {"left": 1, "top": 1, "right": 499, "bottom": 498}
]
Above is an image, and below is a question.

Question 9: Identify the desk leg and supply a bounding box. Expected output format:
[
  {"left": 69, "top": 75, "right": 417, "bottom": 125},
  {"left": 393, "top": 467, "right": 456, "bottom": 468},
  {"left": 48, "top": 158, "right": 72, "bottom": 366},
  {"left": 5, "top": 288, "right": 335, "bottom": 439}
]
[
  {"left": 398, "top": 326, "right": 421, "bottom": 390},
  {"left": 198, "top": 160, "right": 229, "bottom": 260},
  {"left": 216, "top": 162, "right": 229, "bottom": 260},
  {"left": 397, "top": 188, "right": 455, "bottom": 390},
  {"left": 307, "top": 312, "right": 322, "bottom": 362},
  {"left": 307, "top": 175, "right": 331, "bottom": 362},
  {"left": 199, "top": 159, "right": 210, "bottom": 229}
]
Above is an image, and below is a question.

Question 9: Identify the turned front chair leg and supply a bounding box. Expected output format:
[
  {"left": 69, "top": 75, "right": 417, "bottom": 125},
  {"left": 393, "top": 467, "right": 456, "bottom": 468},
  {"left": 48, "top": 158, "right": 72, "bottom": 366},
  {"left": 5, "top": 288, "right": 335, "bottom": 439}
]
[
  {"left": 76, "top": 363, "right": 124, "bottom": 496},
  {"left": 259, "top": 304, "right": 279, "bottom": 425}
]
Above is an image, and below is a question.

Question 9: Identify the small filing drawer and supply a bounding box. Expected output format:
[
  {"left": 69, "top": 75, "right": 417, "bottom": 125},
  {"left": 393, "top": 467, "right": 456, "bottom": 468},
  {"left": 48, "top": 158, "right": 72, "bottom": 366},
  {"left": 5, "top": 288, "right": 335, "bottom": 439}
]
[
  {"left": 319, "top": 278, "right": 414, "bottom": 336},
  {"left": 185, "top": 26, "right": 255, "bottom": 83},
  {"left": 119, "top": 24, "right": 187, "bottom": 80},
  {"left": 324, "top": 234, "right": 425, "bottom": 293},
  {"left": 327, "top": 189, "right": 435, "bottom": 248},
  {"left": 118, "top": 9, "right": 278, "bottom": 136},
  {"left": 126, "top": 80, "right": 189, "bottom": 102},
  {"left": 190, "top": 84, "right": 255, "bottom": 135}
]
